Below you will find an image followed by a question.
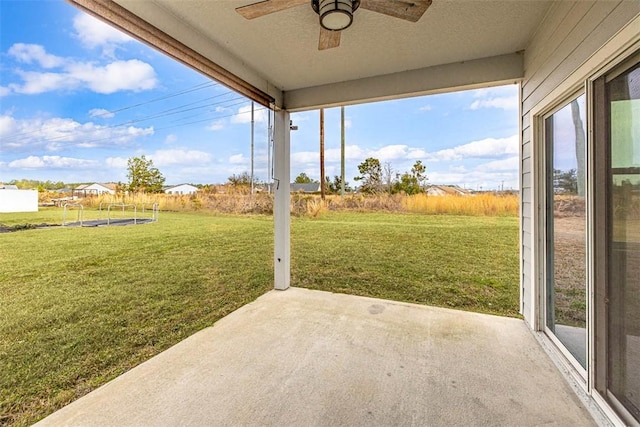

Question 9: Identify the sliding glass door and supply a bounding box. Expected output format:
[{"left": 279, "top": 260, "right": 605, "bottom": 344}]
[
  {"left": 541, "top": 49, "right": 639, "bottom": 424},
  {"left": 544, "top": 94, "right": 588, "bottom": 370},
  {"left": 597, "top": 58, "right": 640, "bottom": 422}
]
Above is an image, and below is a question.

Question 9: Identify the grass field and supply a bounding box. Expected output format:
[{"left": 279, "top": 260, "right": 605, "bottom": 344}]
[
  {"left": 292, "top": 212, "right": 518, "bottom": 314},
  {"left": 0, "top": 208, "right": 518, "bottom": 426}
]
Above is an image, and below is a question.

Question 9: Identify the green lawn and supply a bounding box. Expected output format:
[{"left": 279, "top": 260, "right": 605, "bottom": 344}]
[
  {"left": 0, "top": 209, "right": 518, "bottom": 426},
  {"left": 292, "top": 212, "right": 519, "bottom": 316}
]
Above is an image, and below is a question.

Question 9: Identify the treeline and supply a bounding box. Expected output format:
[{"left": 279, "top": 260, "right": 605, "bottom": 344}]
[
  {"left": 6, "top": 179, "right": 75, "bottom": 191},
  {"left": 294, "top": 158, "right": 428, "bottom": 195}
]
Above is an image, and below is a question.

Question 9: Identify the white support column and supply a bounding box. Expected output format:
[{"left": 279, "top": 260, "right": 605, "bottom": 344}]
[{"left": 273, "top": 109, "right": 291, "bottom": 290}]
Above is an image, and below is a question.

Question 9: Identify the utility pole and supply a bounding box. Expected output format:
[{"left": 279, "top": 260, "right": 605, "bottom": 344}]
[
  {"left": 250, "top": 101, "right": 254, "bottom": 196},
  {"left": 341, "top": 106, "right": 345, "bottom": 197},
  {"left": 320, "top": 108, "right": 326, "bottom": 200}
]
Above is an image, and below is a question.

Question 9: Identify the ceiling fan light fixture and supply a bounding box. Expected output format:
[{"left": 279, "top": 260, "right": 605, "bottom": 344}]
[{"left": 312, "top": 0, "right": 360, "bottom": 31}]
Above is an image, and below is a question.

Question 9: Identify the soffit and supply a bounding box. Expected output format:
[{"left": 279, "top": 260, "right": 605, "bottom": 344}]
[{"left": 110, "top": 0, "right": 552, "bottom": 105}]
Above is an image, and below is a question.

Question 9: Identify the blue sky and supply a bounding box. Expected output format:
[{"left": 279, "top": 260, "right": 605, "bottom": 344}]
[{"left": 1, "top": 0, "right": 519, "bottom": 190}]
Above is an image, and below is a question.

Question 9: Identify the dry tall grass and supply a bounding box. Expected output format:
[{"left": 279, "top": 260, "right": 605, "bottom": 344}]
[
  {"left": 403, "top": 193, "right": 519, "bottom": 216},
  {"left": 75, "top": 192, "right": 274, "bottom": 214},
  {"left": 48, "top": 192, "right": 519, "bottom": 217}
]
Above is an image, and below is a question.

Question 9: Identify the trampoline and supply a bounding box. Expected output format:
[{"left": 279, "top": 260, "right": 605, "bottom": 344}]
[
  {"left": 63, "top": 218, "right": 156, "bottom": 227},
  {"left": 62, "top": 202, "right": 159, "bottom": 227}
]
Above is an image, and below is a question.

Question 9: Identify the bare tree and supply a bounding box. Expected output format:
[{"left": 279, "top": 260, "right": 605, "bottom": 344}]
[
  {"left": 570, "top": 99, "right": 586, "bottom": 197},
  {"left": 383, "top": 162, "right": 394, "bottom": 194}
]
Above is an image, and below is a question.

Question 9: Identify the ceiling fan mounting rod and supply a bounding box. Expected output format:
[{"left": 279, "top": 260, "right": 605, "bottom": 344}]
[{"left": 311, "top": 0, "right": 361, "bottom": 32}]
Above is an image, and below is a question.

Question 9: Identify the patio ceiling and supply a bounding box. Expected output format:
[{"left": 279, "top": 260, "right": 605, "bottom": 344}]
[{"left": 71, "top": 0, "right": 552, "bottom": 110}]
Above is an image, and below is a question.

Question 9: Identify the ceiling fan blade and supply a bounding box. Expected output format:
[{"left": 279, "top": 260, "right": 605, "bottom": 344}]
[
  {"left": 318, "top": 28, "right": 341, "bottom": 50},
  {"left": 236, "top": 0, "right": 307, "bottom": 19},
  {"left": 360, "top": 0, "right": 432, "bottom": 22}
]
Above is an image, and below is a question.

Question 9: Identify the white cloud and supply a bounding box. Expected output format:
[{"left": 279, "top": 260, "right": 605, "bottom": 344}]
[
  {"left": 73, "top": 13, "right": 133, "bottom": 56},
  {"left": 0, "top": 114, "right": 153, "bottom": 152},
  {"left": 476, "top": 156, "right": 519, "bottom": 172},
  {"left": 470, "top": 97, "right": 518, "bottom": 110},
  {"left": 5, "top": 44, "right": 157, "bottom": 95},
  {"left": 291, "top": 135, "right": 517, "bottom": 175},
  {"left": 231, "top": 105, "right": 268, "bottom": 124},
  {"left": 427, "top": 135, "right": 518, "bottom": 161},
  {"left": 207, "top": 119, "right": 225, "bottom": 131},
  {"left": 293, "top": 144, "right": 426, "bottom": 167},
  {"left": 426, "top": 171, "right": 468, "bottom": 185},
  {"left": 470, "top": 86, "right": 515, "bottom": 98},
  {"left": 89, "top": 108, "right": 115, "bottom": 119},
  {"left": 370, "top": 145, "right": 413, "bottom": 162},
  {"left": 449, "top": 165, "right": 467, "bottom": 173},
  {"left": 65, "top": 60, "right": 157, "bottom": 94},
  {"left": 10, "top": 71, "right": 72, "bottom": 94},
  {"left": 290, "top": 112, "right": 311, "bottom": 124},
  {"left": 8, "top": 43, "right": 65, "bottom": 68},
  {"left": 291, "top": 151, "right": 318, "bottom": 165},
  {"left": 468, "top": 85, "right": 518, "bottom": 111},
  {"left": 419, "top": 105, "right": 433, "bottom": 112},
  {"left": 150, "top": 149, "right": 212, "bottom": 166},
  {"left": 105, "top": 157, "right": 128, "bottom": 169},
  {"left": 229, "top": 154, "right": 247, "bottom": 164},
  {"left": 0, "top": 115, "right": 18, "bottom": 137},
  {"left": 164, "top": 134, "right": 177, "bottom": 144},
  {"left": 0, "top": 86, "right": 10, "bottom": 97},
  {"left": 8, "top": 155, "right": 98, "bottom": 169}
]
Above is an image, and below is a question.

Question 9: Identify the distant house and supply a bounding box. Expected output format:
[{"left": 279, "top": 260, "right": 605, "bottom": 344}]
[
  {"left": 260, "top": 183, "right": 321, "bottom": 193},
  {"left": 74, "top": 183, "right": 117, "bottom": 196},
  {"left": 0, "top": 187, "right": 38, "bottom": 213},
  {"left": 52, "top": 188, "right": 73, "bottom": 194},
  {"left": 425, "top": 185, "right": 472, "bottom": 196},
  {"left": 164, "top": 184, "right": 198, "bottom": 195},
  {"left": 290, "top": 183, "right": 321, "bottom": 193}
]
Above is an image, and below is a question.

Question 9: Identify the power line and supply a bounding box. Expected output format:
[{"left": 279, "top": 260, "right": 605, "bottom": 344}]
[
  {"left": 1, "top": 80, "right": 222, "bottom": 142},
  {"left": 3, "top": 103, "right": 268, "bottom": 152},
  {"left": 89, "top": 81, "right": 220, "bottom": 118},
  {"left": 97, "top": 94, "right": 245, "bottom": 129},
  {"left": 155, "top": 106, "right": 268, "bottom": 132},
  {"left": 3, "top": 93, "right": 244, "bottom": 147}
]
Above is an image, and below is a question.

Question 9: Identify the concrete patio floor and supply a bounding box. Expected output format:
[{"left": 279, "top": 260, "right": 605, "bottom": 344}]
[{"left": 37, "top": 287, "right": 595, "bottom": 426}]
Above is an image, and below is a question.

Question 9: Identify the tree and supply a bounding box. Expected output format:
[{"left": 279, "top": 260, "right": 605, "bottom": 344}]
[
  {"left": 227, "top": 172, "right": 258, "bottom": 187},
  {"left": 294, "top": 172, "right": 317, "bottom": 184},
  {"left": 411, "top": 160, "right": 427, "bottom": 188},
  {"left": 354, "top": 157, "right": 382, "bottom": 194},
  {"left": 9, "top": 179, "right": 66, "bottom": 191},
  {"left": 570, "top": 99, "right": 586, "bottom": 197},
  {"left": 126, "top": 155, "right": 165, "bottom": 193},
  {"left": 382, "top": 162, "right": 395, "bottom": 194},
  {"left": 390, "top": 161, "right": 427, "bottom": 195},
  {"left": 393, "top": 173, "right": 420, "bottom": 195},
  {"left": 325, "top": 175, "right": 352, "bottom": 194},
  {"left": 554, "top": 169, "right": 578, "bottom": 194}
]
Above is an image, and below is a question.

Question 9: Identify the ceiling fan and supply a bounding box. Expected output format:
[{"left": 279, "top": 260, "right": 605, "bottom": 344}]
[{"left": 236, "top": 0, "right": 432, "bottom": 50}]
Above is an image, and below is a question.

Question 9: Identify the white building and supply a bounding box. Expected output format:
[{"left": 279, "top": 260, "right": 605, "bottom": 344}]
[
  {"left": 74, "top": 183, "right": 117, "bottom": 196},
  {"left": 164, "top": 184, "right": 198, "bottom": 195},
  {"left": 0, "top": 189, "right": 38, "bottom": 213}
]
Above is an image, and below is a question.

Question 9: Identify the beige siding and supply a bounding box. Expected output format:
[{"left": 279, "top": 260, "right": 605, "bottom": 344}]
[{"left": 519, "top": 0, "right": 640, "bottom": 325}]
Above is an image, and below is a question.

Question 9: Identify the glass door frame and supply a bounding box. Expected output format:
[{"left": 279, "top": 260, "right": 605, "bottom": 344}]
[
  {"left": 540, "top": 90, "right": 589, "bottom": 380},
  {"left": 530, "top": 25, "right": 640, "bottom": 424},
  {"left": 591, "top": 50, "right": 640, "bottom": 426}
]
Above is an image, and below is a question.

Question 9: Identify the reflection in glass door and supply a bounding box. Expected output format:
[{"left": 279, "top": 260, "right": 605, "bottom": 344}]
[
  {"left": 605, "top": 61, "right": 640, "bottom": 422},
  {"left": 544, "top": 94, "right": 588, "bottom": 369}
]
